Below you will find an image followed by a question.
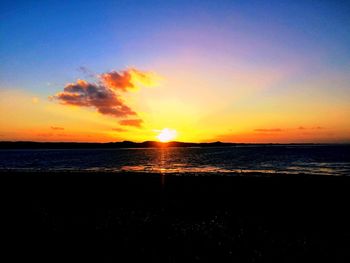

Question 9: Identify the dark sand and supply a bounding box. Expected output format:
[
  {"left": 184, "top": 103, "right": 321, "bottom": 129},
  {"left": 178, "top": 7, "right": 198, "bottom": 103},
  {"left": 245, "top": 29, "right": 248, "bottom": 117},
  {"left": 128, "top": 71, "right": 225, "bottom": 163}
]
[{"left": 1, "top": 171, "right": 350, "bottom": 262}]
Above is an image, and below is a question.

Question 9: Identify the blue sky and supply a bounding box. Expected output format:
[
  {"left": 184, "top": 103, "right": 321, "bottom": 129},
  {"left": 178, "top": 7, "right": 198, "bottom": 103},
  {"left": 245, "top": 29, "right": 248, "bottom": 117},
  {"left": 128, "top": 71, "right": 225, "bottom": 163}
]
[{"left": 1, "top": 0, "right": 349, "bottom": 92}]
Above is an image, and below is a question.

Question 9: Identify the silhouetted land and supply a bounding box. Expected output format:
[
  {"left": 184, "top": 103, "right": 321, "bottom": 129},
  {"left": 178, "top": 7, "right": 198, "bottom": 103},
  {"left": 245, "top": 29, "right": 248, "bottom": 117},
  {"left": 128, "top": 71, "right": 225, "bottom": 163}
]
[
  {"left": 1, "top": 171, "right": 350, "bottom": 262},
  {"left": 0, "top": 140, "right": 323, "bottom": 149}
]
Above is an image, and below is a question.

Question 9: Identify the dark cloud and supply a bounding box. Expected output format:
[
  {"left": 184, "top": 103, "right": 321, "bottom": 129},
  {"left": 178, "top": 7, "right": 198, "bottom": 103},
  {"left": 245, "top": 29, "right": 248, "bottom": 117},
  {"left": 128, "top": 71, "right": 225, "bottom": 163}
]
[
  {"left": 51, "top": 79, "right": 136, "bottom": 118},
  {"left": 51, "top": 68, "right": 157, "bottom": 126},
  {"left": 254, "top": 128, "right": 283, "bottom": 132},
  {"left": 119, "top": 119, "right": 143, "bottom": 127},
  {"left": 51, "top": 126, "right": 64, "bottom": 130}
]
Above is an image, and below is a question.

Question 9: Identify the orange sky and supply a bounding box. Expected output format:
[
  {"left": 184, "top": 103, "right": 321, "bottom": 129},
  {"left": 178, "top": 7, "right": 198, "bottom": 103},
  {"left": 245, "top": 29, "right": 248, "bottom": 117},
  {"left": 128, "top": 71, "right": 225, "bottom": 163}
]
[{"left": 1, "top": 63, "right": 349, "bottom": 143}]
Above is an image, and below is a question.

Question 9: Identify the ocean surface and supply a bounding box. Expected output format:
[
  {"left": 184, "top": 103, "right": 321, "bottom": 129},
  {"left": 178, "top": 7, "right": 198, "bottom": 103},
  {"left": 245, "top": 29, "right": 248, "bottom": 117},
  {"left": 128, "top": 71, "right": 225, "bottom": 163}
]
[{"left": 0, "top": 145, "right": 349, "bottom": 175}]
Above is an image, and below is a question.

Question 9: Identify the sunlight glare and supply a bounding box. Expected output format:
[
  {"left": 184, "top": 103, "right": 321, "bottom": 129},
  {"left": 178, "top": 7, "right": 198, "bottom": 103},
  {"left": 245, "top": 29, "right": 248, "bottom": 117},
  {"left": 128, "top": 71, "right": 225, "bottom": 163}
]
[{"left": 156, "top": 128, "right": 177, "bottom": 142}]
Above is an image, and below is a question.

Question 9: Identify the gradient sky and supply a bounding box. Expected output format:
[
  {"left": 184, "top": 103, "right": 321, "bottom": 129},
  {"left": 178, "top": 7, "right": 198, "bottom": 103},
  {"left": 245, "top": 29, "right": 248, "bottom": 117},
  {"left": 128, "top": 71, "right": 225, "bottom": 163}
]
[{"left": 1, "top": 0, "right": 350, "bottom": 143}]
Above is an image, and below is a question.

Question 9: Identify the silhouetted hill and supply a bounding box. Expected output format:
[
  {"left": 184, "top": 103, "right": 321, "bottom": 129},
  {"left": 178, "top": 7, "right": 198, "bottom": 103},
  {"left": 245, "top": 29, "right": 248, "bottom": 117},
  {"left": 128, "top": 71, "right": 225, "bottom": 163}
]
[
  {"left": 0, "top": 140, "right": 320, "bottom": 149},
  {"left": 0, "top": 141, "right": 240, "bottom": 149}
]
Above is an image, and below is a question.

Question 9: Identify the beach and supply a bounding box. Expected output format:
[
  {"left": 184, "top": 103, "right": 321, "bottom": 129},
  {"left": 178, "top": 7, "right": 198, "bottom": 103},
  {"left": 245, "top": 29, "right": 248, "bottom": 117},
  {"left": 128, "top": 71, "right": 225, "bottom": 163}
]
[{"left": 1, "top": 171, "right": 350, "bottom": 262}]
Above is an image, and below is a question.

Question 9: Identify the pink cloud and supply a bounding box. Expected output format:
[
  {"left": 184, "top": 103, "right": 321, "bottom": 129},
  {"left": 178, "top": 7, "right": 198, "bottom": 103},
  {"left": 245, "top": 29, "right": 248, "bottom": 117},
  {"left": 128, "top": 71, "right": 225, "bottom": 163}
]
[{"left": 51, "top": 68, "right": 156, "bottom": 125}]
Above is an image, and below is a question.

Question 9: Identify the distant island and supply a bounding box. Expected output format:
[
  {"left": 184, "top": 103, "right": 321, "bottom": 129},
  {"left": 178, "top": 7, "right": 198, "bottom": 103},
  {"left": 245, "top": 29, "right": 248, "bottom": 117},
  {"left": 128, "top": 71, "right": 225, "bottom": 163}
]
[{"left": 0, "top": 141, "right": 320, "bottom": 149}]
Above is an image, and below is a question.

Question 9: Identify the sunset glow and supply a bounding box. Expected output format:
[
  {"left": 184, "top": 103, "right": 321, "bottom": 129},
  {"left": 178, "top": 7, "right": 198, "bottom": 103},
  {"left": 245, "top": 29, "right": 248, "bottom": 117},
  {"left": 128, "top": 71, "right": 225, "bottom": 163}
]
[
  {"left": 156, "top": 128, "right": 177, "bottom": 142},
  {"left": 1, "top": 1, "right": 350, "bottom": 143},
  {"left": 2, "top": 2, "right": 350, "bottom": 260}
]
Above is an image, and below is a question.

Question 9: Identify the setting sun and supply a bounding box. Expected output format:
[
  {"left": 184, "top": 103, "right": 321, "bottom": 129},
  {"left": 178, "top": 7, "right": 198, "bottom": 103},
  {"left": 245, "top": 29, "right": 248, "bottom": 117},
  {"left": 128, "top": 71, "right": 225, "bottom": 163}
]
[{"left": 156, "top": 128, "right": 177, "bottom": 142}]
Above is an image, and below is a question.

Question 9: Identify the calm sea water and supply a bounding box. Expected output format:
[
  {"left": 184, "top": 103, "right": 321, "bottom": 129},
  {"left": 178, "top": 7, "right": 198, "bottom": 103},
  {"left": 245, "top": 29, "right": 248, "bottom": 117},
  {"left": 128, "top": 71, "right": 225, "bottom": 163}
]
[{"left": 0, "top": 145, "right": 349, "bottom": 175}]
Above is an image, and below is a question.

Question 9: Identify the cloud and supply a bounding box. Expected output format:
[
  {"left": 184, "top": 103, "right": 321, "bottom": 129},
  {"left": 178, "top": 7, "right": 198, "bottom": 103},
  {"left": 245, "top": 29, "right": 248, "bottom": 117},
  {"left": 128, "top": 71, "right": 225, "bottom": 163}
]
[
  {"left": 51, "top": 126, "right": 64, "bottom": 130},
  {"left": 52, "top": 79, "right": 136, "bottom": 118},
  {"left": 119, "top": 119, "right": 143, "bottom": 127},
  {"left": 78, "top": 66, "right": 95, "bottom": 78},
  {"left": 254, "top": 128, "right": 283, "bottom": 132},
  {"left": 51, "top": 68, "right": 157, "bottom": 125},
  {"left": 100, "top": 68, "right": 157, "bottom": 92},
  {"left": 100, "top": 70, "right": 134, "bottom": 92},
  {"left": 297, "top": 126, "right": 325, "bottom": 130}
]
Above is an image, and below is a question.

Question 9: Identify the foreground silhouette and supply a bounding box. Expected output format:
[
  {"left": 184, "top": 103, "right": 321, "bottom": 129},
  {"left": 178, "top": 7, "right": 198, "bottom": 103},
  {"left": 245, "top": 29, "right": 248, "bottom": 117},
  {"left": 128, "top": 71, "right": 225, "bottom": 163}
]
[{"left": 1, "top": 171, "right": 350, "bottom": 262}]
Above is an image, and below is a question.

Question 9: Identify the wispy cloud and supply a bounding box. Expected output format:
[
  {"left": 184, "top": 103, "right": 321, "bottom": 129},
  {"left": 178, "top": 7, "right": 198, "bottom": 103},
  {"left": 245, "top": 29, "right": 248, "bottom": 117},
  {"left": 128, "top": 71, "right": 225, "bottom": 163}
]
[
  {"left": 297, "top": 126, "right": 325, "bottom": 130},
  {"left": 78, "top": 66, "right": 96, "bottom": 78}
]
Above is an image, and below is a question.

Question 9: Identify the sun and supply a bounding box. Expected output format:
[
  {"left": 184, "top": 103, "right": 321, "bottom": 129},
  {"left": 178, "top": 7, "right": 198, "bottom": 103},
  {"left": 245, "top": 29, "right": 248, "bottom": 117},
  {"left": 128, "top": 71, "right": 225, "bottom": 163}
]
[{"left": 156, "top": 128, "right": 177, "bottom": 142}]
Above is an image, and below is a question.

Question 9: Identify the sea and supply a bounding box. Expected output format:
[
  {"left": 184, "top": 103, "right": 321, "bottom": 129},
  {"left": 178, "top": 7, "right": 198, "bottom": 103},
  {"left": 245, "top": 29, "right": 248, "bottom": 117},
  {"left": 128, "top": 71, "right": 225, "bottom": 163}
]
[{"left": 0, "top": 145, "right": 349, "bottom": 176}]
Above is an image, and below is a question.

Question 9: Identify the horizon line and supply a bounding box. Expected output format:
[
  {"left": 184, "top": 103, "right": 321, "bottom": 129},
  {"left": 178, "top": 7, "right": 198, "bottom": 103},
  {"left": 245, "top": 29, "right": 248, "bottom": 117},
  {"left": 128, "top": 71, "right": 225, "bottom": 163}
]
[{"left": 1, "top": 140, "right": 349, "bottom": 145}]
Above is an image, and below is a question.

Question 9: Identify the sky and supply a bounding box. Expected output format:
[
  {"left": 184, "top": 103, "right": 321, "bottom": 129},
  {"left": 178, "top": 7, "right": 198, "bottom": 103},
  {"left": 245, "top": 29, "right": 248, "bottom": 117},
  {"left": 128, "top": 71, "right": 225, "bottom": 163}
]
[{"left": 1, "top": 0, "right": 350, "bottom": 143}]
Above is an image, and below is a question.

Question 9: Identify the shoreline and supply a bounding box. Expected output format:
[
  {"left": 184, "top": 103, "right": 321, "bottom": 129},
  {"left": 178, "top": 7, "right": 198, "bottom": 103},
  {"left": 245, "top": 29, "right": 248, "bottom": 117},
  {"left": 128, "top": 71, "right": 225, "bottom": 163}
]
[{"left": 0, "top": 169, "right": 346, "bottom": 176}]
